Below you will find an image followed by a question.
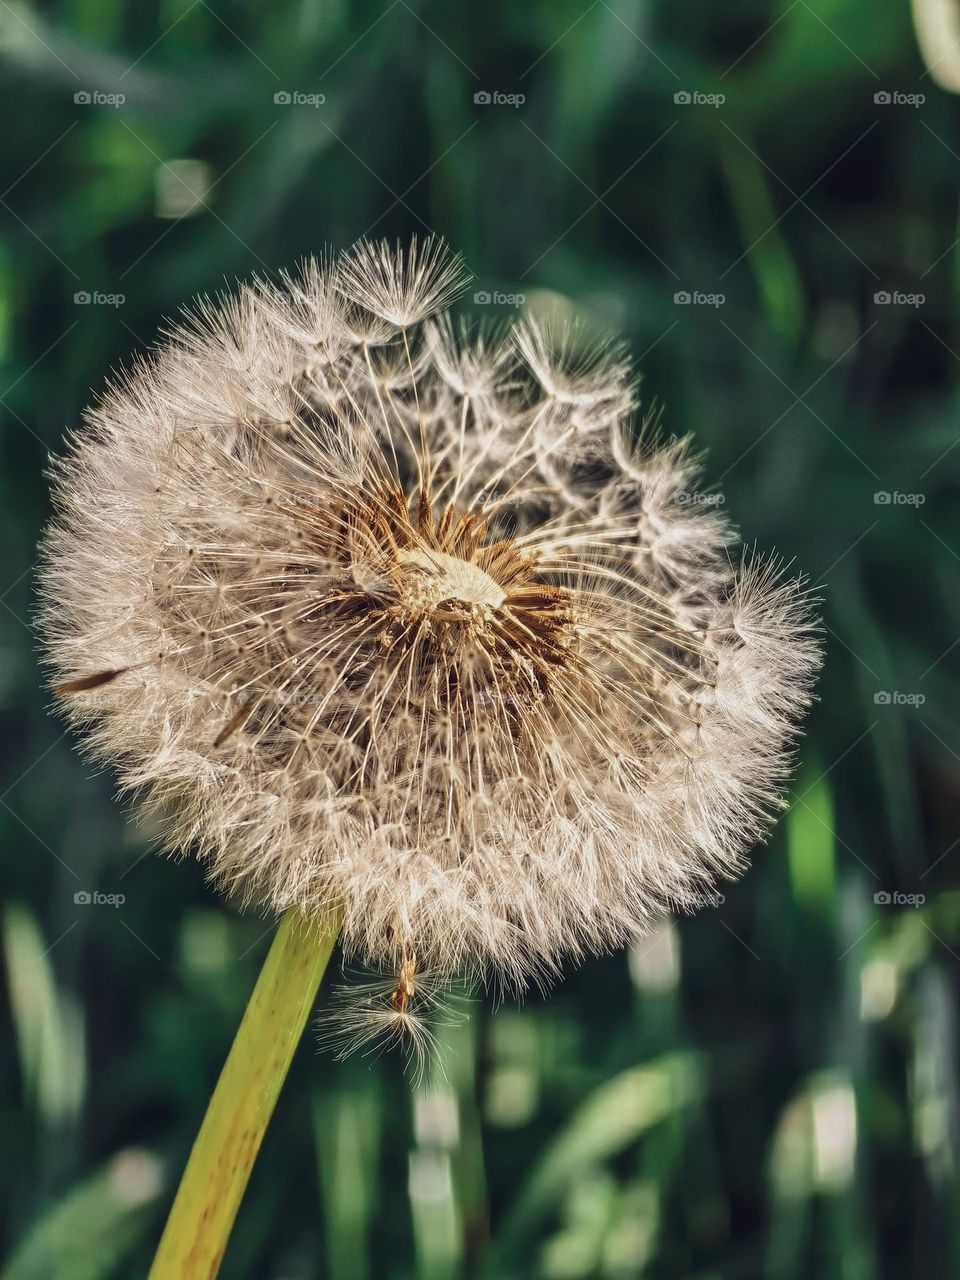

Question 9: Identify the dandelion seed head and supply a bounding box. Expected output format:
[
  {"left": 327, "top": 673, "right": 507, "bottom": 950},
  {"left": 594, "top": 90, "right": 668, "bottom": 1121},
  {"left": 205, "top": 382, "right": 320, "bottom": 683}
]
[{"left": 39, "top": 236, "right": 822, "bottom": 1045}]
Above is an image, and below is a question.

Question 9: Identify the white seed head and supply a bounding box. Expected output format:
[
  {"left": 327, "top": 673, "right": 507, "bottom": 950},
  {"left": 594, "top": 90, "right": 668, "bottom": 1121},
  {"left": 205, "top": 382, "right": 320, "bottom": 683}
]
[{"left": 39, "top": 236, "right": 821, "bottom": 1050}]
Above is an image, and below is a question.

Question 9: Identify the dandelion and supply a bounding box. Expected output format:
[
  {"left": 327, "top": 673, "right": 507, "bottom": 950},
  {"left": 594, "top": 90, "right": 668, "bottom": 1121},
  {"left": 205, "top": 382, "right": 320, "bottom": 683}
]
[
  {"left": 39, "top": 235, "right": 820, "bottom": 1276},
  {"left": 41, "top": 234, "right": 820, "bottom": 1036}
]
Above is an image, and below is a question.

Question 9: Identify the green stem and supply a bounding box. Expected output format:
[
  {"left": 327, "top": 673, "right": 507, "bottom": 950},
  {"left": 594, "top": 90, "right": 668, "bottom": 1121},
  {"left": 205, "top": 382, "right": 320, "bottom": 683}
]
[{"left": 148, "top": 907, "right": 341, "bottom": 1280}]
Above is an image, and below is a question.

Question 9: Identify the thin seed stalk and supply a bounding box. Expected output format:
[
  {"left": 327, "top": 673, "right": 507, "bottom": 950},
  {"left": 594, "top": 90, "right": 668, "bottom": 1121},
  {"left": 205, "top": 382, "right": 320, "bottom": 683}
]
[{"left": 148, "top": 907, "right": 341, "bottom": 1280}]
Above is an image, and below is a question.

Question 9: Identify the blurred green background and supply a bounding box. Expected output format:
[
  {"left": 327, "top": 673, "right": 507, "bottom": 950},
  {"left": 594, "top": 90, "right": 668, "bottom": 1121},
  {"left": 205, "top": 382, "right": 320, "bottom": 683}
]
[{"left": 2, "top": 1, "right": 959, "bottom": 1277}]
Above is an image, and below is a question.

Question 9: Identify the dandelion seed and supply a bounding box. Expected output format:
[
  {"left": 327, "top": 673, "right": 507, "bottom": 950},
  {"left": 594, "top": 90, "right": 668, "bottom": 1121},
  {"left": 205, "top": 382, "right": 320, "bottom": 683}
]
[
  {"left": 335, "top": 235, "right": 470, "bottom": 327},
  {"left": 39, "top": 236, "right": 822, "bottom": 1059},
  {"left": 317, "top": 959, "right": 461, "bottom": 1084}
]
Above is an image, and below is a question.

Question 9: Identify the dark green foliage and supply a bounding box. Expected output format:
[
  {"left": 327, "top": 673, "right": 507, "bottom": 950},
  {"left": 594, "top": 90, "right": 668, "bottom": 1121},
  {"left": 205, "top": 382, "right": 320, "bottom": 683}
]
[{"left": 1, "top": 2, "right": 958, "bottom": 1277}]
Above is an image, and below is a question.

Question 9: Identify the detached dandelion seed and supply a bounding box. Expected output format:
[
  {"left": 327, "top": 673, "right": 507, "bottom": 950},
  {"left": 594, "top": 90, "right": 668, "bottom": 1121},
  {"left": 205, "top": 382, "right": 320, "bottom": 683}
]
[{"left": 39, "top": 235, "right": 822, "bottom": 1068}]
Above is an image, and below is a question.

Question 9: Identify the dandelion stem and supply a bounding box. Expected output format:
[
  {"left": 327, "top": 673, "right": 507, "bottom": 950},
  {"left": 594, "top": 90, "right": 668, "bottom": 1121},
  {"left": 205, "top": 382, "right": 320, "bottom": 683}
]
[{"left": 147, "top": 907, "right": 341, "bottom": 1280}]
